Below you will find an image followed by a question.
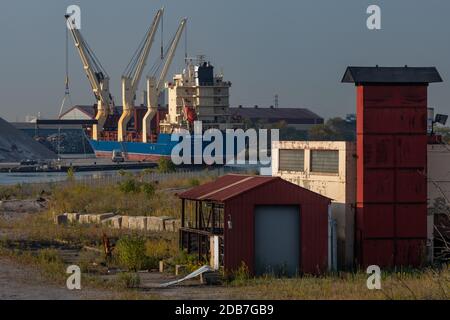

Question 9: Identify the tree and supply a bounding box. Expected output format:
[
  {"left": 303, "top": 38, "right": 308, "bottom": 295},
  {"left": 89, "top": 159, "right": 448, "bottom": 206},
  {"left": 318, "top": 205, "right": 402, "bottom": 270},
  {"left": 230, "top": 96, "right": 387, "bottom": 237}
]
[{"left": 308, "top": 117, "right": 356, "bottom": 141}]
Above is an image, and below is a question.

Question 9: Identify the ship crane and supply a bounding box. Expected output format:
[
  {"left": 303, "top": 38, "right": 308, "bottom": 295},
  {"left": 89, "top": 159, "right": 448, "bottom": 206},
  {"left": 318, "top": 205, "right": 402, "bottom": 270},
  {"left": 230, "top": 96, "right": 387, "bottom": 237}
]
[
  {"left": 143, "top": 18, "right": 187, "bottom": 142},
  {"left": 118, "top": 8, "right": 164, "bottom": 142},
  {"left": 65, "top": 14, "right": 114, "bottom": 141}
]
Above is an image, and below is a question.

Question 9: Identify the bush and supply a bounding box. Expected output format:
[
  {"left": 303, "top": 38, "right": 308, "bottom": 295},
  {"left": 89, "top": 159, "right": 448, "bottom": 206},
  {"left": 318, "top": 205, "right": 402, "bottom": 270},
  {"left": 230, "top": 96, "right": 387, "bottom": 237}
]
[
  {"left": 173, "top": 251, "right": 203, "bottom": 273},
  {"left": 119, "top": 178, "right": 141, "bottom": 194},
  {"left": 141, "top": 182, "right": 155, "bottom": 197},
  {"left": 66, "top": 167, "right": 75, "bottom": 181},
  {"left": 157, "top": 158, "right": 176, "bottom": 173},
  {"left": 115, "top": 235, "right": 148, "bottom": 271},
  {"left": 188, "top": 178, "right": 200, "bottom": 187},
  {"left": 117, "top": 272, "right": 141, "bottom": 289},
  {"left": 38, "top": 248, "right": 62, "bottom": 265}
]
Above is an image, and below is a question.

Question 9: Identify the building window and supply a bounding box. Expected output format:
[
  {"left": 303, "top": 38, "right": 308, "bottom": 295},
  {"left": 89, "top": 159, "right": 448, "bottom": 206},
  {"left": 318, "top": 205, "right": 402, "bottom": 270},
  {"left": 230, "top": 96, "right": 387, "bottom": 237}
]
[
  {"left": 310, "top": 150, "right": 339, "bottom": 174},
  {"left": 279, "top": 149, "right": 304, "bottom": 171}
]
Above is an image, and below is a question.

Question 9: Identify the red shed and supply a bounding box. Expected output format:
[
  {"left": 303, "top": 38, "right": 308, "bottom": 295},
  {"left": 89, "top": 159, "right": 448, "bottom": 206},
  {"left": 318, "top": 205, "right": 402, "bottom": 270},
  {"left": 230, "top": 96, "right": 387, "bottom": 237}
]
[
  {"left": 342, "top": 66, "right": 442, "bottom": 268},
  {"left": 178, "top": 174, "right": 331, "bottom": 276}
]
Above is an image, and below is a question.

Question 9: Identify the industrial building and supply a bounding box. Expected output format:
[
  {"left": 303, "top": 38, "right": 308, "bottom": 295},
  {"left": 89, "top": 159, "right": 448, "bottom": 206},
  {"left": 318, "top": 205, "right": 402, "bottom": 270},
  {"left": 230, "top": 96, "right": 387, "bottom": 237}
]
[
  {"left": 272, "top": 66, "right": 443, "bottom": 269},
  {"left": 231, "top": 106, "right": 324, "bottom": 131},
  {"left": 272, "top": 141, "right": 356, "bottom": 269},
  {"left": 178, "top": 174, "right": 332, "bottom": 276}
]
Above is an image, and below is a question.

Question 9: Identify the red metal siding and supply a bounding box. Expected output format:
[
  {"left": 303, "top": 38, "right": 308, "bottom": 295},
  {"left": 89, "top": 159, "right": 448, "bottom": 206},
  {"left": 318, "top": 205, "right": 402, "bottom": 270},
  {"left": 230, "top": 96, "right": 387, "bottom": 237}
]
[
  {"left": 223, "top": 179, "right": 329, "bottom": 275},
  {"left": 356, "top": 84, "right": 428, "bottom": 268}
]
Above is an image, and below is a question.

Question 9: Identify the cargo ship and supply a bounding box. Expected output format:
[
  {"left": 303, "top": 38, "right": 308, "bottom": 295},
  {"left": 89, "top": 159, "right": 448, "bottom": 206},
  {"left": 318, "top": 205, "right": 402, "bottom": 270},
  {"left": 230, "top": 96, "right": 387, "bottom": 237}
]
[
  {"left": 87, "top": 58, "right": 242, "bottom": 162},
  {"left": 65, "top": 8, "right": 242, "bottom": 163}
]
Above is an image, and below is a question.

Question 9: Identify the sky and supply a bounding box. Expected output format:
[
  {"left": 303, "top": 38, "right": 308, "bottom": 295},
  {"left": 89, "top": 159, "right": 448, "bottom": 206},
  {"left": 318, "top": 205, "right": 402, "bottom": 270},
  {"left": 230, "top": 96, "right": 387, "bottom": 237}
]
[{"left": 0, "top": 0, "right": 449, "bottom": 122}]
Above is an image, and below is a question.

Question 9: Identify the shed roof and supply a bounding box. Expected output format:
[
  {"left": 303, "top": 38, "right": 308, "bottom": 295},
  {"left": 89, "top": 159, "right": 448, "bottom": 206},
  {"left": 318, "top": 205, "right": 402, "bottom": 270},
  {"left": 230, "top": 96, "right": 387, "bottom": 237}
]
[
  {"left": 178, "top": 174, "right": 331, "bottom": 202},
  {"left": 342, "top": 66, "right": 442, "bottom": 84}
]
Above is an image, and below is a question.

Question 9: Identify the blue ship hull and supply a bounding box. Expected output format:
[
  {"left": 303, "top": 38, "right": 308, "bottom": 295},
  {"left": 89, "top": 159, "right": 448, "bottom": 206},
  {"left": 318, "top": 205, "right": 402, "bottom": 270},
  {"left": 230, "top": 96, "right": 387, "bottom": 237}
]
[{"left": 88, "top": 134, "right": 178, "bottom": 161}]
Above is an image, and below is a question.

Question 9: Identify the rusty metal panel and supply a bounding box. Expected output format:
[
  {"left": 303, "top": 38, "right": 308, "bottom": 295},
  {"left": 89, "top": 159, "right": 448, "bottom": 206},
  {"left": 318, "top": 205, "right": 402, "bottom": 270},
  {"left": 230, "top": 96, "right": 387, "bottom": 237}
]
[
  {"left": 363, "top": 85, "right": 427, "bottom": 108},
  {"left": 356, "top": 84, "right": 428, "bottom": 268},
  {"left": 362, "top": 108, "right": 427, "bottom": 134},
  {"left": 396, "top": 239, "right": 426, "bottom": 266},
  {"left": 395, "top": 204, "right": 427, "bottom": 238},
  {"left": 362, "top": 136, "right": 395, "bottom": 168},
  {"left": 362, "top": 240, "right": 394, "bottom": 267},
  {"left": 395, "top": 170, "right": 427, "bottom": 203},
  {"left": 361, "top": 169, "right": 395, "bottom": 203},
  {"left": 395, "top": 135, "right": 427, "bottom": 168},
  {"left": 363, "top": 204, "right": 394, "bottom": 238}
]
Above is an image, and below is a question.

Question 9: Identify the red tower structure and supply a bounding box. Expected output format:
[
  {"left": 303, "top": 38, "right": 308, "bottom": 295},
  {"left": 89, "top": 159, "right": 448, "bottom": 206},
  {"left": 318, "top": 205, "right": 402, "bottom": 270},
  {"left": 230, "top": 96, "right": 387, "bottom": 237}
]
[{"left": 342, "top": 66, "right": 442, "bottom": 268}]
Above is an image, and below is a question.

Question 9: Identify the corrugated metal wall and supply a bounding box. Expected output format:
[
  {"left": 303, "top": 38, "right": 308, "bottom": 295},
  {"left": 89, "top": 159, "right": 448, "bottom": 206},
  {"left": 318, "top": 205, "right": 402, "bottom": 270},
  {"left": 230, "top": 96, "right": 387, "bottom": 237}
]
[
  {"left": 223, "top": 179, "right": 329, "bottom": 275},
  {"left": 356, "top": 85, "right": 428, "bottom": 267}
]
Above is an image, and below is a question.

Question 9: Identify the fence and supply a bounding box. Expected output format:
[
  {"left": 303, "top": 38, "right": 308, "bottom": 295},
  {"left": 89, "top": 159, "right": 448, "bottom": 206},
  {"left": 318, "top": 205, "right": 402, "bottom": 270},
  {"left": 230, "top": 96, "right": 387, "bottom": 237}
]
[{"left": 15, "top": 166, "right": 255, "bottom": 192}]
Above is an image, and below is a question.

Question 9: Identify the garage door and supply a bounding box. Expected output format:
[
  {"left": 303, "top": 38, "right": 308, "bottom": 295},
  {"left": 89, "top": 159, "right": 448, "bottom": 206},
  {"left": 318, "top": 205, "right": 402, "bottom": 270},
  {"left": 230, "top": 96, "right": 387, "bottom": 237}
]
[{"left": 254, "top": 205, "right": 300, "bottom": 276}]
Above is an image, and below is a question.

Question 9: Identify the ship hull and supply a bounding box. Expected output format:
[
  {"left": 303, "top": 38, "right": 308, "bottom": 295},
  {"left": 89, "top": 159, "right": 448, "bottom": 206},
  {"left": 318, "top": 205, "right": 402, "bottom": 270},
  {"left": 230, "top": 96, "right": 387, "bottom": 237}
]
[
  {"left": 88, "top": 132, "right": 244, "bottom": 164},
  {"left": 88, "top": 133, "right": 177, "bottom": 162}
]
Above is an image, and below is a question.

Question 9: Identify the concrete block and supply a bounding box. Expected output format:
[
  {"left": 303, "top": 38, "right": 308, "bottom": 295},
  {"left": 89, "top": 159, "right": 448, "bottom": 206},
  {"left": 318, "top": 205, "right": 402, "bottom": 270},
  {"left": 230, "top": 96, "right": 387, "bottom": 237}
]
[
  {"left": 110, "top": 216, "right": 122, "bottom": 229},
  {"left": 146, "top": 216, "right": 165, "bottom": 232},
  {"left": 87, "top": 214, "right": 100, "bottom": 224},
  {"left": 54, "top": 214, "right": 68, "bottom": 225},
  {"left": 121, "top": 216, "right": 130, "bottom": 229},
  {"left": 164, "top": 219, "right": 181, "bottom": 232},
  {"left": 78, "top": 214, "right": 91, "bottom": 224},
  {"left": 128, "top": 216, "right": 147, "bottom": 231},
  {"left": 98, "top": 213, "right": 116, "bottom": 222},
  {"left": 66, "top": 213, "right": 80, "bottom": 223}
]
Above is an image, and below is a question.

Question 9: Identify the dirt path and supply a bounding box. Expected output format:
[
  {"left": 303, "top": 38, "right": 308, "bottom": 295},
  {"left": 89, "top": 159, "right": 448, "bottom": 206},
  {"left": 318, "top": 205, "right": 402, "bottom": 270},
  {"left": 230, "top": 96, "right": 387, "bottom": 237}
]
[{"left": 0, "top": 258, "right": 113, "bottom": 300}]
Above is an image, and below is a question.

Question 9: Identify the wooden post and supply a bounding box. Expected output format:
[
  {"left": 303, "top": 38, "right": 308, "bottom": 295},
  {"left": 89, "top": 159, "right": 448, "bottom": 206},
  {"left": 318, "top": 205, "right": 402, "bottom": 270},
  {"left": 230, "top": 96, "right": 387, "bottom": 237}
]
[
  {"left": 211, "top": 202, "right": 215, "bottom": 233},
  {"left": 181, "top": 199, "right": 185, "bottom": 228}
]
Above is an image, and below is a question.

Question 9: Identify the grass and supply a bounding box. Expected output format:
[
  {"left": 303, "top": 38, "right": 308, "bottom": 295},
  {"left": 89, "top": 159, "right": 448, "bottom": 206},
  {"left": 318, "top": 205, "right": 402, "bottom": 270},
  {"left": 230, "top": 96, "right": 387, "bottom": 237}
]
[
  {"left": 224, "top": 267, "right": 449, "bottom": 300},
  {"left": 47, "top": 171, "right": 216, "bottom": 217},
  {"left": 1, "top": 169, "right": 448, "bottom": 300}
]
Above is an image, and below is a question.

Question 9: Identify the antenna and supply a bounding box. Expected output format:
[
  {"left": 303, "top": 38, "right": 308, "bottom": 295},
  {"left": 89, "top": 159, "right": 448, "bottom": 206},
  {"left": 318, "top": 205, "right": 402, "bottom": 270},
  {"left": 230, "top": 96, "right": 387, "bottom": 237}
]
[
  {"left": 274, "top": 94, "right": 279, "bottom": 108},
  {"left": 184, "top": 21, "right": 188, "bottom": 63}
]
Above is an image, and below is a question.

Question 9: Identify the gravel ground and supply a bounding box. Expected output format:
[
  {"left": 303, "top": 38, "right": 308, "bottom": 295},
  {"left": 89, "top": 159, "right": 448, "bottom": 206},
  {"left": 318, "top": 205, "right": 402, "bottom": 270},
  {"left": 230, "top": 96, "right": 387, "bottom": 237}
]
[{"left": 0, "top": 257, "right": 113, "bottom": 300}]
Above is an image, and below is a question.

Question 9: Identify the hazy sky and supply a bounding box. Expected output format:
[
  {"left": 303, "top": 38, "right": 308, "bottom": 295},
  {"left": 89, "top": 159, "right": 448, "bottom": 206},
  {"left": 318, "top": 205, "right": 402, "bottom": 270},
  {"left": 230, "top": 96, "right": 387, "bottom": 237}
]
[{"left": 1, "top": 0, "right": 449, "bottom": 121}]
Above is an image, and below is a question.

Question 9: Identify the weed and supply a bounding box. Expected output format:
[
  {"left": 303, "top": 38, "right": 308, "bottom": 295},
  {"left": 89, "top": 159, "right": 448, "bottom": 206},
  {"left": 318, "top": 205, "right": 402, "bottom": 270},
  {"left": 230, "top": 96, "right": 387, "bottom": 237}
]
[
  {"left": 117, "top": 272, "right": 141, "bottom": 289},
  {"left": 157, "top": 158, "right": 176, "bottom": 173},
  {"left": 115, "top": 235, "right": 148, "bottom": 271}
]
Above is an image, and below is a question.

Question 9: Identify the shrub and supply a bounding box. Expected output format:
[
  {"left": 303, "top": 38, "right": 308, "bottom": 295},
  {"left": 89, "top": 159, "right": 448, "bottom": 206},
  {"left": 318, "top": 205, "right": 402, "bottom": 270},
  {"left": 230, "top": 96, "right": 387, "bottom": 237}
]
[
  {"left": 115, "top": 235, "right": 147, "bottom": 271},
  {"left": 157, "top": 158, "right": 176, "bottom": 173},
  {"left": 66, "top": 167, "right": 75, "bottom": 181},
  {"left": 231, "top": 262, "right": 251, "bottom": 285},
  {"left": 38, "top": 248, "right": 62, "bottom": 265},
  {"left": 188, "top": 178, "right": 200, "bottom": 187},
  {"left": 119, "top": 178, "right": 140, "bottom": 194},
  {"left": 173, "top": 251, "right": 203, "bottom": 273},
  {"left": 117, "top": 272, "right": 141, "bottom": 289},
  {"left": 141, "top": 182, "right": 155, "bottom": 197}
]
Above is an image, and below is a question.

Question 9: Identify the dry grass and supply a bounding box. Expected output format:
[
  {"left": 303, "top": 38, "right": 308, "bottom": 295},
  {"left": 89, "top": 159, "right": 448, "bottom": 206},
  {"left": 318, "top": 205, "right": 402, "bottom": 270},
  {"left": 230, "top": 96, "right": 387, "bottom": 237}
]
[{"left": 225, "top": 267, "right": 449, "bottom": 300}]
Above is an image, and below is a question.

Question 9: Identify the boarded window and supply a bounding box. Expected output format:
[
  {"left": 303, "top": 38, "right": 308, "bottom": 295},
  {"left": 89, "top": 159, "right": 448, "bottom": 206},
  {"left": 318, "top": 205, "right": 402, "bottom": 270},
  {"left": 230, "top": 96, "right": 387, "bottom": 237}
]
[
  {"left": 310, "top": 150, "right": 339, "bottom": 173},
  {"left": 279, "top": 149, "right": 304, "bottom": 171}
]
